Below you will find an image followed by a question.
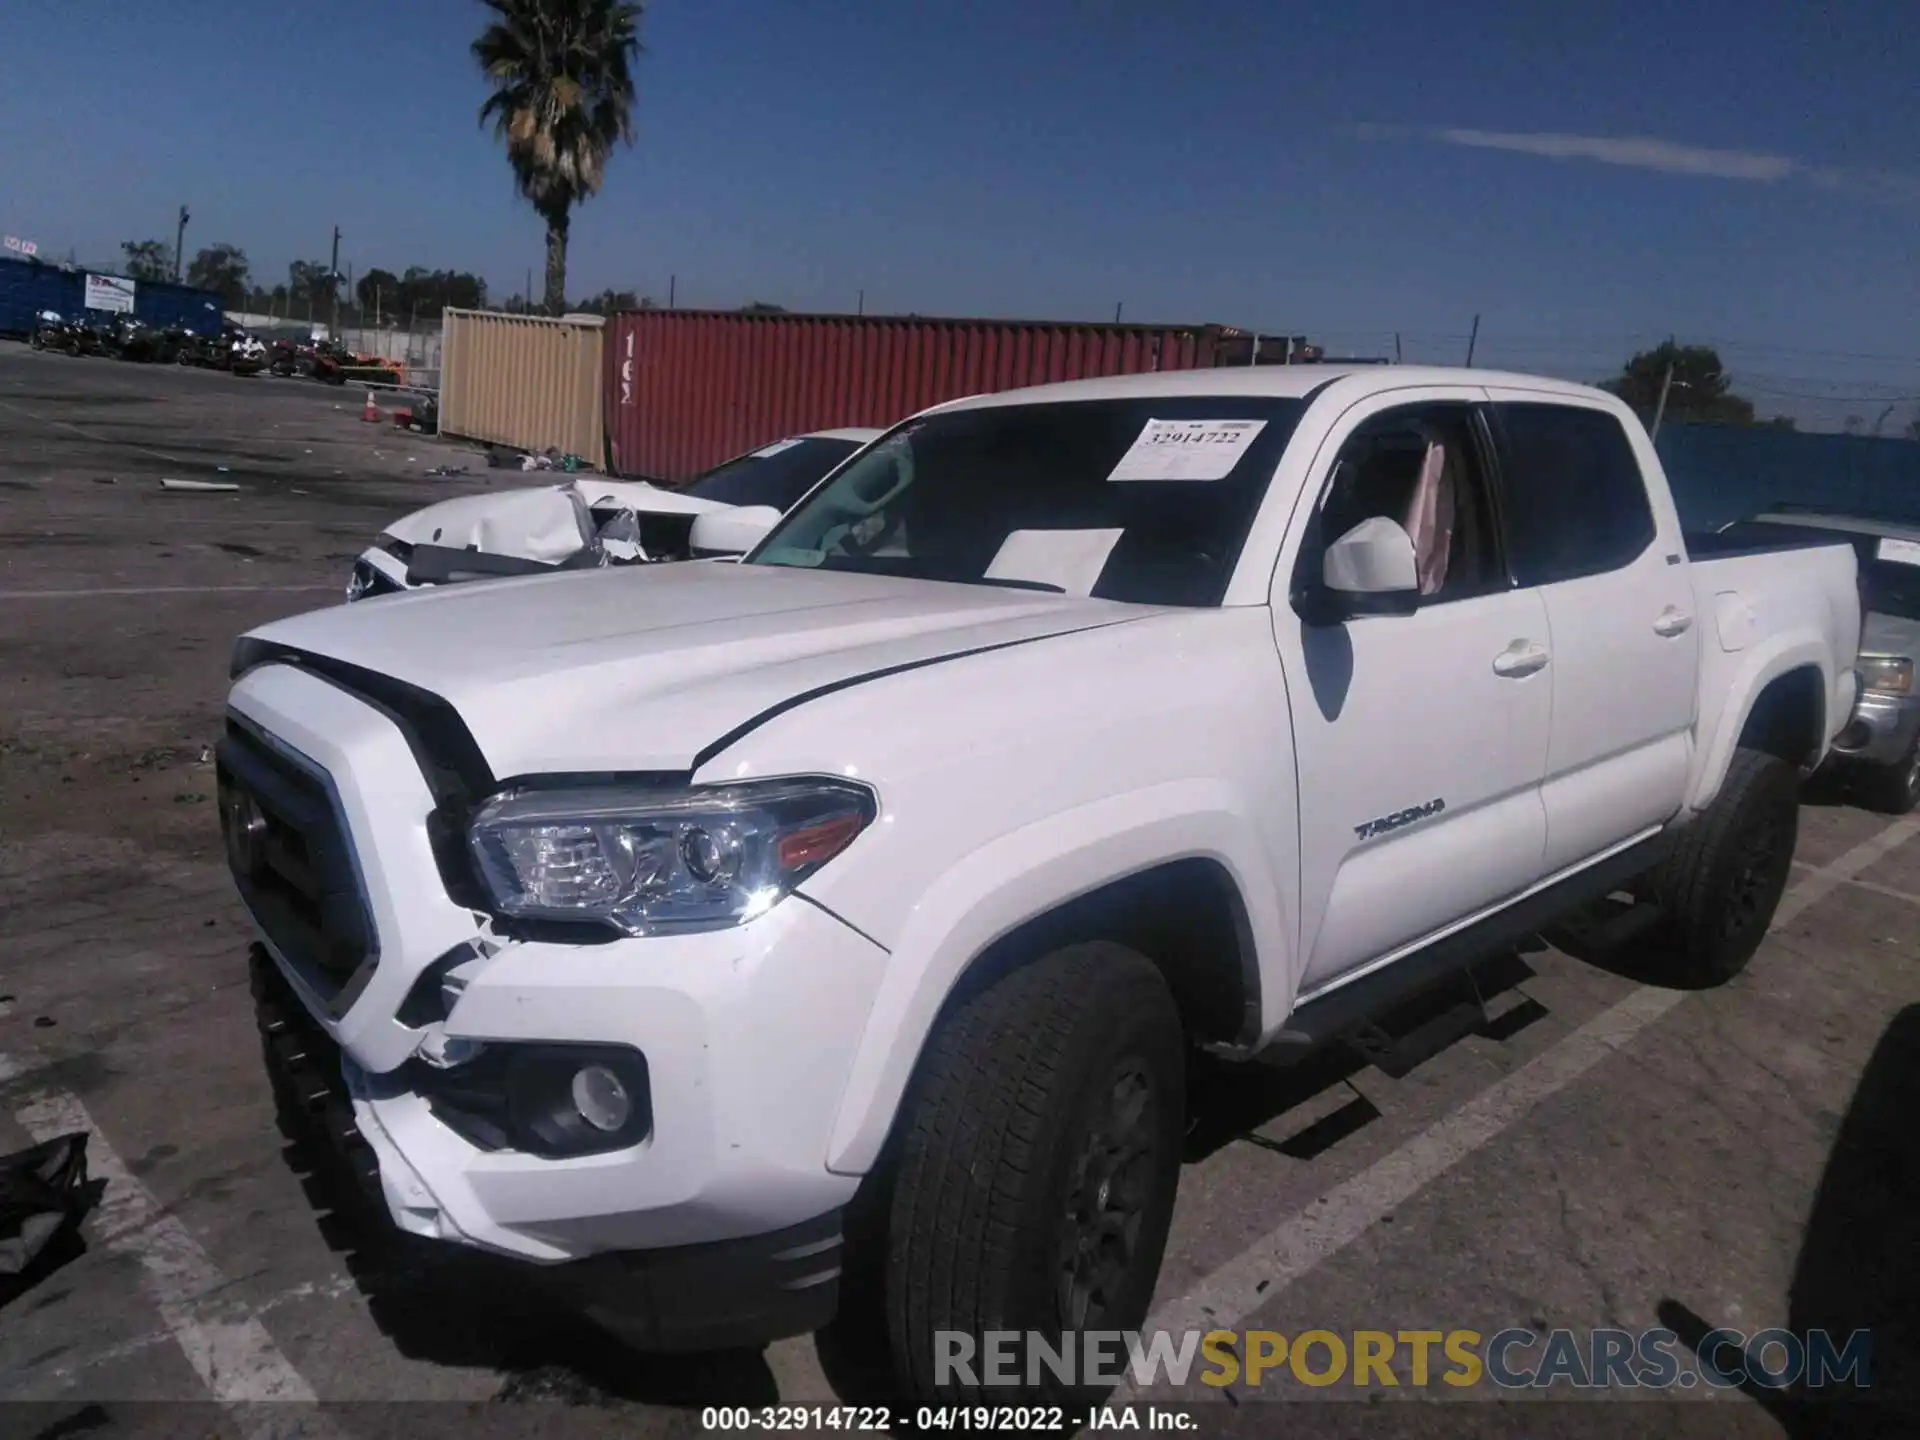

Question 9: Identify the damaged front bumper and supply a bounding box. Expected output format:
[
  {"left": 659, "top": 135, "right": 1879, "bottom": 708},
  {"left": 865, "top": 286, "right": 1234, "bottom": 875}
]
[
  {"left": 225, "top": 660, "right": 885, "bottom": 1346},
  {"left": 345, "top": 480, "right": 729, "bottom": 601},
  {"left": 249, "top": 943, "right": 853, "bottom": 1351}
]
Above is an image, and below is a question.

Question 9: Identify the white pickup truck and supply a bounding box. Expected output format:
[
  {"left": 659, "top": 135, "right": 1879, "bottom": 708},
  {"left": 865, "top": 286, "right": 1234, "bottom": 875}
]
[{"left": 219, "top": 366, "right": 1860, "bottom": 1404}]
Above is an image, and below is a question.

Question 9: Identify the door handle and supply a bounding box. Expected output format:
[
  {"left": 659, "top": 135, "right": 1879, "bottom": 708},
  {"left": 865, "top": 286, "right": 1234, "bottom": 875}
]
[
  {"left": 1653, "top": 607, "right": 1694, "bottom": 637},
  {"left": 1492, "top": 642, "right": 1550, "bottom": 678}
]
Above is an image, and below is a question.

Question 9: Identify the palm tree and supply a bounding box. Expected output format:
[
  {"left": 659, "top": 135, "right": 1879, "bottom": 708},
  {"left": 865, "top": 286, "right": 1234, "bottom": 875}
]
[{"left": 472, "top": 0, "right": 643, "bottom": 316}]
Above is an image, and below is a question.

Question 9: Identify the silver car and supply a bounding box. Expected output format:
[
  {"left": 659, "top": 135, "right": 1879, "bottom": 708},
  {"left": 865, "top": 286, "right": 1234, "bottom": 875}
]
[{"left": 1733, "top": 508, "right": 1920, "bottom": 813}]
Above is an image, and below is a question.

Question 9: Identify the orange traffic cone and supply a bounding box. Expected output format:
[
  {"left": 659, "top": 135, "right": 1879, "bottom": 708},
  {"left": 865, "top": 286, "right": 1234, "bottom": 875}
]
[{"left": 361, "top": 390, "right": 379, "bottom": 423}]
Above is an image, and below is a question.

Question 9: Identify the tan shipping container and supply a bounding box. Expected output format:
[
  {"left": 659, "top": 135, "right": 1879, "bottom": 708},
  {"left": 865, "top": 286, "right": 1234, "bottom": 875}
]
[{"left": 439, "top": 309, "right": 605, "bottom": 462}]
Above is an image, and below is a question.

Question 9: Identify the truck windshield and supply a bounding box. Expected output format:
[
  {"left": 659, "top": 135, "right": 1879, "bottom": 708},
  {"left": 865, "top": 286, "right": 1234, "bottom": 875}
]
[
  {"left": 745, "top": 397, "right": 1306, "bottom": 606},
  {"left": 683, "top": 437, "right": 867, "bottom": 512}
]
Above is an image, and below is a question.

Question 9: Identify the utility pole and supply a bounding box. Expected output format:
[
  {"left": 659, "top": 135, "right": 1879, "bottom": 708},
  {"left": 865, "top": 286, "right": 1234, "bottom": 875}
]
[
  {"left": 668, "top": 274, "right": 677, "bottom": 309},
  {"left": 327, "top": 226, "right": 342, "bottom": 338},
  {"left": 526, "top": 267, "right": 534, "bottom": 312},
  {"left": 174, "top": 205, "right": 190, "bottom": 281},
  {"left": 1464, "top": 315, "right": 1480, "bottom": 368},
  {"left": 1650, "top": 360, "right": 1676, "bottom": 439},
  {"left": 1114, "top": 302, "right": 1124, "bottom": 324},
  {"left": 857, "top": 288, "right": 864, "bottom": 317},
  {"left": 1394, "top": 332, "right": 1403, "bottom": 364}
]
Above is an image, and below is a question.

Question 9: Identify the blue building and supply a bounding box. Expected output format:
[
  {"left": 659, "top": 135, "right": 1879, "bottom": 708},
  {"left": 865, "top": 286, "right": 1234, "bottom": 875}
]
[{"left": 0, "top": 254, "right": 224, "bottom": 338}]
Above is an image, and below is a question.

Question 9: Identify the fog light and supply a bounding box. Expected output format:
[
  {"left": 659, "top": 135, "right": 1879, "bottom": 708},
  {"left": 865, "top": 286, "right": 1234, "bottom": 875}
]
[{"left": 571, "top": 1064, "right": 632, "bottom": 1132}]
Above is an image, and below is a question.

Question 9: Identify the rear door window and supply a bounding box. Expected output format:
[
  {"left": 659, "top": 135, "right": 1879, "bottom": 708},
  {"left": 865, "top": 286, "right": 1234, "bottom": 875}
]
[{"left": 1493, "top": 403, "right": 1657, "bottom": 585}]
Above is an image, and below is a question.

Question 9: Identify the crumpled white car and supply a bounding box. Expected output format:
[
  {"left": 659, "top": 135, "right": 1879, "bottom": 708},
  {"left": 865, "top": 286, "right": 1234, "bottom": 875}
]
[{"left": 345, "top": 428, "right": 881, "bottom": 601}]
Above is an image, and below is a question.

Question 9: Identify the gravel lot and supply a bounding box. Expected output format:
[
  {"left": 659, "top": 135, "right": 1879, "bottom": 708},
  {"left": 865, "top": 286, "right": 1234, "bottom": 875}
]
[{"left": 1, "top": 342, "right": 1916, "bottom": 1439}]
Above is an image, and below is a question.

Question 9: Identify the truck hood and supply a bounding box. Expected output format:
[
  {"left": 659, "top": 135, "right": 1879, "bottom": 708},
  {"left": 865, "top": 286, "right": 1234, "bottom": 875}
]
[
  {"left": 1864, "top": 608, "right": 1920, "bottom": 661},
  {"left": 236, "top": 561, "right": 1150, "bottom": 776},
  {"left": 382, "top": 478, "right": 734, "bottom": 564}
]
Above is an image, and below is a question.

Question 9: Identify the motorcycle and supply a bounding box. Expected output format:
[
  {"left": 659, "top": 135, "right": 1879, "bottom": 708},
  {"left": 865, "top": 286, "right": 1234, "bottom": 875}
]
[
  {"left": 150, "top": 326, "right": 194, "bottom": 365},
  {"left": 269, "top": 338, "right": 317, "bottom": 378},
  {"left": 102, "top": 316, "right": 166, "bottom": 363},
  {"left": 309, "top": 339, "right": 359, "bottom": 385},
  {"left": 28, "top": 311, "right": 77, "bottom": 354},
  {"left": 229, "top": 333, "right": 269, "bottom": 376},
  {"left": 176, "top": 323, "right": 252, "bottom": 371}
]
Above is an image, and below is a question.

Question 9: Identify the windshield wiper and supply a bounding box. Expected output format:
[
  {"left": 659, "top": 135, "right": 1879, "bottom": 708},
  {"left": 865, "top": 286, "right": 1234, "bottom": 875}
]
[{"left": 968, "top": 576, "right": 1067, "bottom": 593}]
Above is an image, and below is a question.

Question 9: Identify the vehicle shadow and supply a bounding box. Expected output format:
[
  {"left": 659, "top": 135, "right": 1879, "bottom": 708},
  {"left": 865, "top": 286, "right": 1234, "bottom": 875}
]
[
  {"left": 1655, "top": 1002, "right": 1919, "bottom": 1436},
  {"left": 1536, "top": 898, "right": 1731, "bottom": 991},
  {"left": 1799, "top": 767, "right": 1865, "bottom": 811},
  {"left": 1183, "top": 951, "right": 1546, "bottom": 1161},
  {"left": 266, "top": 1087, "right": 780, "bottom": 1408}
]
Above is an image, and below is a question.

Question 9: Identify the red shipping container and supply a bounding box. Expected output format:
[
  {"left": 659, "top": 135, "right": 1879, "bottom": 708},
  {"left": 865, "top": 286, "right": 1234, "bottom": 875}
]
[{"left": 603, "top": 310, "right": 1261, "bottom": 481}]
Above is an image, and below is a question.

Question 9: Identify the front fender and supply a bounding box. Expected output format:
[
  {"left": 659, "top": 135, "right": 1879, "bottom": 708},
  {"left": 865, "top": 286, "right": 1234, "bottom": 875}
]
[
  {"left": 820, "top": 780, "right": 1291, "bottom": 1176},
  {"left": 1689, "top": 629, "right": 1836, "bottom": 813}
]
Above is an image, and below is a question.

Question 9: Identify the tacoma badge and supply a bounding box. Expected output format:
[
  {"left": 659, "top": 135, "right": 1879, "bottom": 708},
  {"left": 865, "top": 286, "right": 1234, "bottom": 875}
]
[{"left": 1354, "top": 797, "right": 1446, "bottom": 840}]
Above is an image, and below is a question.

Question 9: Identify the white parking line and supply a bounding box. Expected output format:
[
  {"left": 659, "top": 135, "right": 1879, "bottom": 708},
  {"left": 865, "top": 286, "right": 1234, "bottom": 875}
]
[
  {"left": 0, "top": 584, "right": 339, "bottom": 600},
  {"left": 1791, "top": 857, "right": 1920, "bottom": 909},
  {"left": 1116, "top": 814, "right": 1920, "bottom": 1401},
  {"left": 8, "top": 1083, "right": 319, "bottom": 1407},
  {"left": 0, "top": 1276, "right": 357, "bottom": 1398}
]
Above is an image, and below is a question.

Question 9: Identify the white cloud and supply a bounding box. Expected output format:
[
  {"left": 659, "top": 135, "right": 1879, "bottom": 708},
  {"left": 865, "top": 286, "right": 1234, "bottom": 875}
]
[
  {"left": 1433, "top": 128, "right": 1797, "bottom": 182},
  {"left": 1347, "top": 125, "right": 1920, "bottom": 204}
]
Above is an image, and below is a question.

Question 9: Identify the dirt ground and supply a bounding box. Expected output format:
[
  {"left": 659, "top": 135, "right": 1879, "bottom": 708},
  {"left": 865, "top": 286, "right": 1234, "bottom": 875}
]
[{"left": 1, "top": 342, "right": 1917, "bottom": 1440}]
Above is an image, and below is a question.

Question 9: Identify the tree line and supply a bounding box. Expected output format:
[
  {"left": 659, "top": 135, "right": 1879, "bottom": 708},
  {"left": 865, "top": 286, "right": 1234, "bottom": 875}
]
[
  {"left": 1605, "top": 341, "right": 1917, "bottom": 439},
  {"left": 119, "top": 239, "right": 489, "bottom": 323}
]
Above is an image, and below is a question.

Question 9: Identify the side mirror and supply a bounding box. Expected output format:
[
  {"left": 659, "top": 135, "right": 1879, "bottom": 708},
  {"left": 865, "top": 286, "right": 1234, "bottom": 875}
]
[
  {"left": 689, "top": 504, "right": 782, "bottom": 557},
  {"left": 1309, "top": 516, "right": 1420, "bottom": 620}
]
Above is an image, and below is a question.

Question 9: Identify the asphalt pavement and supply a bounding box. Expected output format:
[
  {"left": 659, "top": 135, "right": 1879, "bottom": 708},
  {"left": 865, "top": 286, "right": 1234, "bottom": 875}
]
[{"left": 1, "top": 342, "right": 1915, "bottom": 1440}]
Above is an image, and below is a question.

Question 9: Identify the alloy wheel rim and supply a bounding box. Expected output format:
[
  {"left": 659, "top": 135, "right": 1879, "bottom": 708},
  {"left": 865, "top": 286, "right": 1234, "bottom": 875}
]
[
  {"left": 1722, "top": 806, "right": 1790, "bottom": 941},
  {"left": 1056, "top": 1062, "right": 1158, "bottom": 1330}
]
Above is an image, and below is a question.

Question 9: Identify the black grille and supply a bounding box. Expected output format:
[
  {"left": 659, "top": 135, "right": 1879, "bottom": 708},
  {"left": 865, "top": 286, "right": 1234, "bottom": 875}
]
[
  {"left": 635, "top": 511, "right": 697, "bottom": 561},
  {"left": 348, "top": 557, "right": 405, "bottom": 599},
  {"left": 217, "top": 719, "right": 376, "bottom": 1013}
]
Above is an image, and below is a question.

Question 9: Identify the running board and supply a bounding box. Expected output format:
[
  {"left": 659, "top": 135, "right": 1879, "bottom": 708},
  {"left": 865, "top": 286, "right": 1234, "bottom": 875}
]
[{"left": 1263, "top": 834, "right": 1671, "bottom": 1059}]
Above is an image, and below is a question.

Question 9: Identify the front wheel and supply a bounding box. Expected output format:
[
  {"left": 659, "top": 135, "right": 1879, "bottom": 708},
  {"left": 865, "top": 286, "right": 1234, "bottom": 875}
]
[
  {"left": 1650, "top": 746, "right": 1799, "bottom": 985},
  {"left": 884, "top": 942, "right": 1186, "bottom": 1408}
]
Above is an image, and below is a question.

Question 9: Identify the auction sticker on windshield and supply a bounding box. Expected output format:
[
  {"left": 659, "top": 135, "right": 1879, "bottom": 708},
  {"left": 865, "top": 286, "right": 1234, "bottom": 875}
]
[
  {"left": 1877, "top": 537, "right": 1920, "bottom": 568},
  {"left": 1108, "top": 419, "right": 1267, "bottom": 481}
]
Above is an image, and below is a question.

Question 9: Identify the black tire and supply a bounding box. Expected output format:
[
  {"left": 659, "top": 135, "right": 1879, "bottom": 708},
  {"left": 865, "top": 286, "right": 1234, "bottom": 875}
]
[
  {"left": 885, "top": 942, "right": 1185, "bottom": 1408},
  {"left": 1863, "top": 735, "right": 1920, "bottom": 817},
  {"left": 1650, "top": 745, "right": 1799, "bottom": 985}
]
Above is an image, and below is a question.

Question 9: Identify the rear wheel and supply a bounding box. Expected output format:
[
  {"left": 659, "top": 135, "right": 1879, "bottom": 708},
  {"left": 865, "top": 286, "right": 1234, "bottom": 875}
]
[
  {"left": 1650, "top": 746, "right": 1799, "bottom": 985},
  {"left": 884, "top": 942, "right": 1185, "bottom": 1408}
]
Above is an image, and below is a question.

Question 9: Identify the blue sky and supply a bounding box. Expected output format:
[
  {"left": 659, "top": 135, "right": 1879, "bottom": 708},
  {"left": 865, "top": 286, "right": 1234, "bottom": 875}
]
[{"left": 3, "top": 0, "right": 1917, "bottom": 428}]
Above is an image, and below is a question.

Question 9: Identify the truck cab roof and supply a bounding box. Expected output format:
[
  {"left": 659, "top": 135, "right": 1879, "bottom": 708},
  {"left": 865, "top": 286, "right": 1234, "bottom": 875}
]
[{"left": 930, "top": 365, "right": 1621, "bottom": 414}]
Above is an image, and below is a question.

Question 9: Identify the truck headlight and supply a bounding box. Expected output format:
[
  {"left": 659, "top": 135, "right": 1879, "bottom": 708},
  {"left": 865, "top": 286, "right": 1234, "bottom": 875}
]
[
  {"left": 467, "top": 777, "right": 876, "bottom": 935},
  {"left": 1859, "top": 655, "right": 1914, "bottom": 695}
]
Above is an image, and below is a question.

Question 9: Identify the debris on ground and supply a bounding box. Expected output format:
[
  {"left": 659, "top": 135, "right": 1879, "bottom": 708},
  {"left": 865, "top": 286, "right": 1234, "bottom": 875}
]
[
  {"left": 159, "top": 478, "right": 240, "bottom": 493},
  {"left": 92, "top": 477, "right": 116, "bottom": 485},
  {"left": 423, "top": 465, "right": 470, "bottom": 478},
  {"left": 0, "top": 1133, "right": 92, "bottom": 1291},
  {"left": 516, "top": 449, "right": 589, "bottom": 473}
]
